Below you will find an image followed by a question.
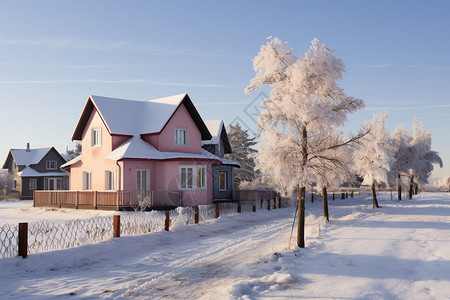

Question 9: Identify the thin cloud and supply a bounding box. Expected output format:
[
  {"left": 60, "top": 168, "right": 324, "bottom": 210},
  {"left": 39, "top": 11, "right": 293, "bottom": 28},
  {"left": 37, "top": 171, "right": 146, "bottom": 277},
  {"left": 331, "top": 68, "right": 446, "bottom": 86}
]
[
  {"left": 0, "top": 38, "right": 220, "bottom": 57},
  {"left": 366, "top": 104, "right": 450, "bottom": 111},
  {"left": 0, "top": 78, "right": 229, "bottom": 87}
]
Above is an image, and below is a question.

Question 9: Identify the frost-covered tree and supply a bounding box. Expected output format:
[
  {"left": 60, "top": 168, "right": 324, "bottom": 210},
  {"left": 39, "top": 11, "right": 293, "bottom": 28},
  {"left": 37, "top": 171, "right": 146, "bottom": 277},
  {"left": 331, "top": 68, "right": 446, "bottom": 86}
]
[
  {"left": 353, "top": 113, "right": 393, "bottom": 208},
  {"left": 390, "top": 120, "right": 442, "bottom": 199},
  {"left": 66, "top": 142, "right": 82, "bottom": 161},
  {"left": 0, "top": 170, "right": 13, "bottom": 195},
  {"left": 225, "top": 122, "right": 257, "bottom": 187},
  {"left": 245, "top": 37, "right": 367, "bottom": 247}
]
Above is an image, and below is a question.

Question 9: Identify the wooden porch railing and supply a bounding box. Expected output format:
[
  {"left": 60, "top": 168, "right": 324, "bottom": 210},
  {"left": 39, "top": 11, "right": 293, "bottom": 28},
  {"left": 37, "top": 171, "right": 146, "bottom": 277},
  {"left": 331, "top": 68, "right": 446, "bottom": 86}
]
[{"left": 34, "top": 190, "right": 183, "bottom": 210}]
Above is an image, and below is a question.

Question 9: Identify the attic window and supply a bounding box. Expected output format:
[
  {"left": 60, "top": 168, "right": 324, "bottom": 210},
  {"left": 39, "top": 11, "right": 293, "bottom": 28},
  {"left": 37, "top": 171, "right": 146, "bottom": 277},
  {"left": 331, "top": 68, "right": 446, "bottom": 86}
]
[
  {"left": 175, "top": 128, "right": 187, "bottom": 146},
  {"left": 91, "top": 128, "right": 102, "bottom": 147},
  {"left": 46, "top": 160, "right": 57, "bottom": 170}
]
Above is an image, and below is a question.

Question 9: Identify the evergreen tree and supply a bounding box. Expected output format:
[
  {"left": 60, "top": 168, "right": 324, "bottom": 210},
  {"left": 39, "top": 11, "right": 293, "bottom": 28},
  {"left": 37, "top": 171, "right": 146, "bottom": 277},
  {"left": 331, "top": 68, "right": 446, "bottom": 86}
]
[{"left": 225, "top": 122, "right": 257, "bottom": 187}]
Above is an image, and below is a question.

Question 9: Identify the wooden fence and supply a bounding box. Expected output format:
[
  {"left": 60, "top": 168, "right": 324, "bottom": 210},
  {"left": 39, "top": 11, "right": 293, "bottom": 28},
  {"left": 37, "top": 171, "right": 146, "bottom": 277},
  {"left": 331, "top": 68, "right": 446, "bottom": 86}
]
[
  {"left": 233, "top": 190, "right": 276, "bottom": 201},
  {"left": 34, "top": 190, "right": 183, "bottom": 210}
]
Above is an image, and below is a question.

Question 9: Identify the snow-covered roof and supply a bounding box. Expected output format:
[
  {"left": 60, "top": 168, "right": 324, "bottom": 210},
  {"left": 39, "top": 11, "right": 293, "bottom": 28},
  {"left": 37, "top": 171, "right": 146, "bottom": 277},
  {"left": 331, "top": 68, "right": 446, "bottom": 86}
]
[
  {"left": 72, "top": 94, "right": 212, "bottom": 141},
  {"left": 61, "top": 155, "right": 81, "bottom": 169},
  {"left": 10, "top": 148, "right": 52, "bottom": 166},
  {"left": 104, "top": 136, "right": 224, "bottom": 162},
  {"left": 18, "top": 167, "right": 69, "bottom": 177},
  {"left": 202, "top": 120, "right": 223, "bottom": 145}
]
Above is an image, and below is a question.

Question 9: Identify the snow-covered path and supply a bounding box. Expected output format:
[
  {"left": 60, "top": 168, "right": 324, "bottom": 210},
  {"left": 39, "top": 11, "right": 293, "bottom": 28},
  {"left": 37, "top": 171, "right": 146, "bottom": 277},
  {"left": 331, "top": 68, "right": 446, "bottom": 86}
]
[{"left": 1, "top": 192, "right": 450, "bottom": 299}]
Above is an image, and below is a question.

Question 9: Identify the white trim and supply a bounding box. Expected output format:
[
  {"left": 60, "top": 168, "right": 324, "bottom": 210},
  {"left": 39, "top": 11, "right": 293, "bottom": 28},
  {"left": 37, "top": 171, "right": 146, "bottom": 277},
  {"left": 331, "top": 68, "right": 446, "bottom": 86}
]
[
  {"left": 29, "top": 178, "right": 37, "bottom": 190},
  {"left": 46, "top": 160, "right": 57, "bottom": 170},
  {"left": 82, "top": 171, "right": 92, "bottom": 190},
  {"left": 174, "top": 128, "right": 188, "bottom": 146},
  {"left": 179, "top": 165, "right": 206, "bottom": 190},
  {"left": 91, "top": 128, "right": 102, "bottom": 147},
  {"left": 137, "top": 169, "right": 150, "bottom": 191}
]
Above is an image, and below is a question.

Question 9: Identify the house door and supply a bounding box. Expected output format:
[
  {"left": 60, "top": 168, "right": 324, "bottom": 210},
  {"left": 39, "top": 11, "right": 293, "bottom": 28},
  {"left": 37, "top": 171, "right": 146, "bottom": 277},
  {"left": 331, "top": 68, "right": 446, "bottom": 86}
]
[{"left": 48, "top": 178, "right": 62, "bottom": 190}]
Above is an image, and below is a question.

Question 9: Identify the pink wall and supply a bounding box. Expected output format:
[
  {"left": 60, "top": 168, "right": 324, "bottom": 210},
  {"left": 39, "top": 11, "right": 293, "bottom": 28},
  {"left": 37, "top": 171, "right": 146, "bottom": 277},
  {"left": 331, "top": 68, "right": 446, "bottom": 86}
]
[
  {"left": 158, "top": 103, "right": 202, "bottom": 154},
  {"left": 70, "top": 109, "right": 120, "bottom": 190},
  {"left": 122, "top": 158, "right": 214, "bottom": 205}
]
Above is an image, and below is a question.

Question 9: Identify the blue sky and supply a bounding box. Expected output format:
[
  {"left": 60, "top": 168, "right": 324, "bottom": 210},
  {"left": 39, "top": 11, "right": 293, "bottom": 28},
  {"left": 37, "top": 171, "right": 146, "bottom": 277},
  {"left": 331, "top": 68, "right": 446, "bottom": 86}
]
[{"left": 0, "top": 0, "right": 449, "bottom": 178}]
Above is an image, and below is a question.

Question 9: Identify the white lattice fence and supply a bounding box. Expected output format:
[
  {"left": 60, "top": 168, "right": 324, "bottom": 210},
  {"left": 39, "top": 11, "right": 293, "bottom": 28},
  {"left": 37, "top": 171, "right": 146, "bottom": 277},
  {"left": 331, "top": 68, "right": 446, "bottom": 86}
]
[
  {"left": 28, "top": 217, "right": 114, "bottom": 254},
  {"left": 120, "top": 211, "right": 165, "bottom": 236},
  {"left": 0, "top": 224, "right": 18, "bottom": 259}
]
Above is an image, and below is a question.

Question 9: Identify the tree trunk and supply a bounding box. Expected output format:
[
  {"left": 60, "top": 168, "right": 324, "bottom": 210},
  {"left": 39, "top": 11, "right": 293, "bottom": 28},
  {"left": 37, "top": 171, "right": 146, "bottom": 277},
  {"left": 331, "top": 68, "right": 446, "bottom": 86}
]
[
  {"left": 371, "top": 181, "right": 380, "bottom": 208},
  {"left": 397, "top": 173, "right": 402, "bottom": 201},
  {"left": 414, "top": 183, "right": 419, "bottom": 195},
  {"left": 297, "top": 186, "right": 306, "bottom": 248},
  {"left": 311, "top": 192, "right": 314, "bottom": 203},
  {"left": 297, "top": 125, "right": 308, "bottom": 248},
  {"left": 322, "top": 186, "right": 329, "bottom": 222},
  {"left": 409, "top": 175, "right": 414, "bottom": 199}
]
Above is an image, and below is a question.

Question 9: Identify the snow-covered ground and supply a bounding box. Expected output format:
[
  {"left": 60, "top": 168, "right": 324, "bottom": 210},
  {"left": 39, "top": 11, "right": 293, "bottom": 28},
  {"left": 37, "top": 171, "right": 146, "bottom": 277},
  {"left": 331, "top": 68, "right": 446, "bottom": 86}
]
[{"left": 0, "top": 192, "right": 449, "bottom": 299}]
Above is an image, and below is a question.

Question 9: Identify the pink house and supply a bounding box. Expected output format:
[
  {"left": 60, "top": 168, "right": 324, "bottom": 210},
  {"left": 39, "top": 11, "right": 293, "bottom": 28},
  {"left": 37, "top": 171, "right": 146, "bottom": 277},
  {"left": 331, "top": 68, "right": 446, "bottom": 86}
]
[{"left": 61, "top": 94, "right": 238, "bottom": 207}]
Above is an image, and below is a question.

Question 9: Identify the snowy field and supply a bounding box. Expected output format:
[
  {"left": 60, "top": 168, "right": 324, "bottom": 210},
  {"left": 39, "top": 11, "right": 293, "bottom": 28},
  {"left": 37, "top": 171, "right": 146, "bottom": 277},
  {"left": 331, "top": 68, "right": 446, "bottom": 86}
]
[{"left": 0, "top": 192, "right": 449, "bottom": 299}]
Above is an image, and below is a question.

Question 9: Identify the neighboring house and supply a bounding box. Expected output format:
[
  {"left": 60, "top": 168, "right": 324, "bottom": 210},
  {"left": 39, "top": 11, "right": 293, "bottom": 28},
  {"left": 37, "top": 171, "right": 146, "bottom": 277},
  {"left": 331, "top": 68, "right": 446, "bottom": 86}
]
[
  {"left": 61, "top": 94, "right": 239, "bottom": 207},
  {"left": 202, "top": 120, "right": 238, "bottom": 200},
  {"left": 2, "top": 144, "right": 69, "bottom": 199}
]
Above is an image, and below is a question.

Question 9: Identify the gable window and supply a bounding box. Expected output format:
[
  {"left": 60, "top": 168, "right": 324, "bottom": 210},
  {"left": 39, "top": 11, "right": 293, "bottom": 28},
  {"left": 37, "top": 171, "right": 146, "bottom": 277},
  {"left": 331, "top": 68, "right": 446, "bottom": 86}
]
[
  {"left": 91, "top": 128, "right": 102, "bottom": 147},
  {"left": 12, "top": 161, "right": 17, "bottom": 170},
  {"left": 105, "top": 170, "right": 116, "bottom": 190},
  {"left": 219, "top": 171, "right": 227, "bottom": 191},
  {"left": 82, "top": 172, "right": 91, "bottom": 190},
  {"left": 46, "top": 160, "right": 57, "bottom": 170},
  {"left": 174, "top": 128, "right": 187, "bottom": 146},
  {"left": 137, "top": 170, "right": 150, "bottom": 191},
  {"left": 29, "top": 179, "right": 37, "bottom": 190},
  {"left": 180, "top": 166, "right": 206, "bottom": 189}
]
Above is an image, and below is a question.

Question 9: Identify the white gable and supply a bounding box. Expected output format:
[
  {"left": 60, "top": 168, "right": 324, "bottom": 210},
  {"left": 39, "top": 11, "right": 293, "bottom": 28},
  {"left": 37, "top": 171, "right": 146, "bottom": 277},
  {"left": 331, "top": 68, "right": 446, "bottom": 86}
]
[
  {"left": 202, "top": 120, "right": 223, "bottom": 145},
  {"left": 90, "top": 94, "right": 187, "bottom": 135}
]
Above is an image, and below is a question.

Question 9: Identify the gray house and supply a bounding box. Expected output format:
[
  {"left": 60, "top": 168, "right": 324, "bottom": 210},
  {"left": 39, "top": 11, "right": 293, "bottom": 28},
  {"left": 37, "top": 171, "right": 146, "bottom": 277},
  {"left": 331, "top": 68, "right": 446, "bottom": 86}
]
[
  {"left": 202, "top": 120, "right": 239, "bottom": 200},
  {"left": 2, "top": 144, "right": 69, "bottom": 199}
]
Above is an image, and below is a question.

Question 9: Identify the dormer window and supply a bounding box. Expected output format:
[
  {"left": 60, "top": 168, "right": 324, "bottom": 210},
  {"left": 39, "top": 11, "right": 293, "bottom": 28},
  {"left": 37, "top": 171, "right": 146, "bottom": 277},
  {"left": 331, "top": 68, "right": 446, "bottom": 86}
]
[
  {"left": 175, "top": 128, "right": 187, "bottom": 146},
  {"left": 46, "top": 160, "right": 57, "bottom": 170},
  {"left": 91, "top": 128, "right": 102, "bottom": 147}
]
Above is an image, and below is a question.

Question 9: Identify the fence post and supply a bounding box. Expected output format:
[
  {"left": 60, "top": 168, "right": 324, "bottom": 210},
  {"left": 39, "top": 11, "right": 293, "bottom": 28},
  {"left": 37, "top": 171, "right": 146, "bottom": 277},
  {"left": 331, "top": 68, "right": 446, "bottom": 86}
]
[
  {"left": 278, "top": 193, "right": 281, "bottom": 208},
  {"left": 237, "top": 202, "right": 241, "bottom": 213},
  {"left": 215, "top": 203, "right": 220, "bottom": 218},
  {"left": 260, "top": 199, "right": 263, "bottom": 209},
  {"left": 58, "top": 191, "right": 61, "bottom": 208},
  {"left": 252, "top": 202, "right": 256, "bottom": 212},
  {"left": 351, "top": 191, "right": 354, "bottom": 198},
  {"left": 18, "top": 223, "right": 28, "bottom": 258},
  {"left": 341, "top": 192, "right": 345, "bottom": 199},
  {"left": 194, "top": 206, "right": 199, "bottom": 224},
  {"left": 94, "top": 191, "right": 98, "bottom": 209},
  {"left": 116, "top": 191, "right": 120, "bottom": 211},
  {"left": 332, "top": 193, "right": 335, "bottom": 200},
  {"left": 164, "top": 211, "right": 170, "bottom": 231},
  {"left": 113, "top": 215, "right": 120, "bottom": 238},
  {"left": 267, "top": 199, "right": 271, "bottom": 211}
]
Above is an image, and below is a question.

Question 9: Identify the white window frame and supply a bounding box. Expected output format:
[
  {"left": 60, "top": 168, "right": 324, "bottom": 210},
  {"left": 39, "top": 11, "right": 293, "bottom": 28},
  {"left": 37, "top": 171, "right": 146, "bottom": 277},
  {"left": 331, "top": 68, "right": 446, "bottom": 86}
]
[
  {"left": 91, "top": 128, "right": 102, "bottom": 147},
  {"left": 219, "top": 171, "right": 227, "bottom": 191},
  {"left": 46, "top": 160, "right": 57, "bottom": 170},
  {"left": 82, "top": 171, "right": 91, "bottom": 190},
  {"left": 180, "top": 166, "right": 206, "bottom": 190},
  {"left": 29, "top": 178, "right": 37, "bottom": 190},
  {"left": 174, "top": 128, "right": 188, "bottom": 146},
  {"left": 105, "top": 170, "right": 116, "bottom": 190},
  {"left": 137, "top": 169, "right": 150, "bottom": 191}
]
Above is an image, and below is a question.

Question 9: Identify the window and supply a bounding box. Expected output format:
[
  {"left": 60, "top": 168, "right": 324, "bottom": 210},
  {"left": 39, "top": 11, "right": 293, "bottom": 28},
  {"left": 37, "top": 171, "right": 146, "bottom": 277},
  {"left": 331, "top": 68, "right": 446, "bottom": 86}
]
[
  {"left": 137, "top": 170, "right": 150, "bottom": 191},
  {"left": 105, "top": 170, "right": 116, "bottom": 190},
  {"left": 91, "top": 128, "right": 102, "bottom": 147},
  {"left": 13, "top": 180, "right": 17, "bottom": 190},
  {"left": 82, "top": 172, "right": 91, "bottom": 190},
  {"left": 180, "top": 166, "right": 206, "bottom": 189},
  {"left": 12, "top": 161, "right": 17, "bottom": 169},
  {"left": 174, "top": 128, "right": 187, "bottom": 146},
  {"left": 219, "top": 171, "right": 227, "bottom": 191},
  {"left": 46, "top": 160, "right": 57, "bottom": 170},
  {"left": 29, "top": 179, "right": 37, "bottom": 190}
]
